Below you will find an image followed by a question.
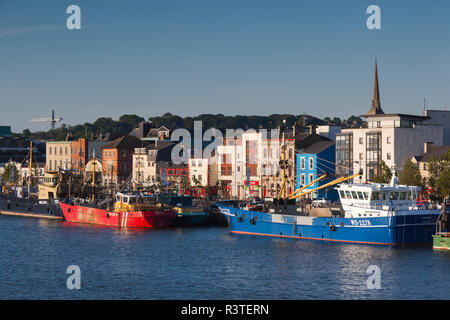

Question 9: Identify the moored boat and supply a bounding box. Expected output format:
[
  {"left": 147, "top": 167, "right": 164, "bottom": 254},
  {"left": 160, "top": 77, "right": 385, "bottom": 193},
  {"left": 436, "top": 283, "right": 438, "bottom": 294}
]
[
  {"left": 173, "top": 208, "right": 210, "bottom": 227},
  {"left": 217, "top": 173, "right": 440, "bottom": 246},
  {"left": 158, "top": 193, "right": 211, "bottom": 227},
  {"left": 60, "top": 192, "right": 176, "bottom": 228},
  {"left": 432, "top": 201, "right": 449, "bottom": 250}
]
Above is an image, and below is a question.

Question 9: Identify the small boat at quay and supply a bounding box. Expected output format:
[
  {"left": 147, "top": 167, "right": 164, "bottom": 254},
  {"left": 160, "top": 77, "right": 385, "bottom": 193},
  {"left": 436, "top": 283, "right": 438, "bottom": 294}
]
[
  {"left": 158, "top": 194, "right": 210, "bottom": 227},
  {"left": 432, "top": 201, "right": 450, "bottom": 250},
  {"left": 60, "top": 192, "right": 176, "bottom": 228}
]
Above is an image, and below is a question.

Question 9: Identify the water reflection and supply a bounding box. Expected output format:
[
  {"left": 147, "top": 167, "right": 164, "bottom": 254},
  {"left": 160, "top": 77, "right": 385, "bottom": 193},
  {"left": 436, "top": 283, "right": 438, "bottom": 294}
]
[{"left": 0, "top": 217, "right": 449, "bottom": 299}]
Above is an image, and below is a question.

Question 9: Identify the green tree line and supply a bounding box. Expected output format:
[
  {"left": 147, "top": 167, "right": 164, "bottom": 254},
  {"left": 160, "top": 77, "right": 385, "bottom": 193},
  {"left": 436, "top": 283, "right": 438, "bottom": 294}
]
[{"left": 19, "top": 113, "right": 363, "bottom": 141}]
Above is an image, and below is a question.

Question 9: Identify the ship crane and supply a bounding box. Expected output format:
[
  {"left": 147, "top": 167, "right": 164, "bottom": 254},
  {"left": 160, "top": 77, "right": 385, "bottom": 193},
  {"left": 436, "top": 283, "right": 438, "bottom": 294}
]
[{"left": 30, "top": 109, "right": 63, "bottom": 130}]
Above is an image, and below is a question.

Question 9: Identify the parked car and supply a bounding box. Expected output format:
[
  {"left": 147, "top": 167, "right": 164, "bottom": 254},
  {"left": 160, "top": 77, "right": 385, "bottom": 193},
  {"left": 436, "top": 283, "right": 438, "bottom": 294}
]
[{"left": 312, "top": 198, "right": 331, "bottom": 208}]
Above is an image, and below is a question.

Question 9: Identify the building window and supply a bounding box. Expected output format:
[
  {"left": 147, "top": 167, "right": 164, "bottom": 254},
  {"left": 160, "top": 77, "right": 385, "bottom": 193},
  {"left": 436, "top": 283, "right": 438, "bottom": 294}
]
[
  {"left": 301, "top": 174, "right": 305, "bottom": 186},
  {"left": 309, "top": 157, "right": 314, "bottom": 170},
  {"left": 366, "top": 132, "right": 382, "bottom": 181},
  {"left": 359, "top": 137, "right": 363, "bottom": 144},
  {"left": 359, "top": 153, "right": 364, "bottom": 160},
  {"left": 122, "top": 151, "right": 126, "bottom": 158},
  {"left": 387, "top": 153, "right": 391, "bottom": 160},
  {"left": 49, "top": 147, "right": 52, "bottom": 155},
  {"left": 301, "top": 158, "right": 305, "bottom": 170},
  {"left": 387, "top": 136, "right": 391, "bottom": 144},
  {"left": 104, "top": 150, "right": 107, "bottom": 158},
  {"left": 309, "top": 174, "right": 314, "bottom": 184},
  {"left": 423, "top": 163, "right": 427, "bottom": 171},
  {"left": 336, "top": 132, "right": 353, "bottom": 177}
]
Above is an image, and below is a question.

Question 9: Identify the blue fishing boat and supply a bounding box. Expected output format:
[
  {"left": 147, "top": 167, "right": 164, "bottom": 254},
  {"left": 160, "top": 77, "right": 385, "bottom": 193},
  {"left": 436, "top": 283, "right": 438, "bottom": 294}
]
[{"left": 217, "top": 172, "right": 440, "bottom": 245}]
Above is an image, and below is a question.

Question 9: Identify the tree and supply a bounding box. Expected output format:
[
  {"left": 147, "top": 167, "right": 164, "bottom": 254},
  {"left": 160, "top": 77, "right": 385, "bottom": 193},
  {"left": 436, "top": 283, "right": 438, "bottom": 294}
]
[
  {"left": 372, "top": 160, "right": 392, "bottom": 183},
  {"left": 427, "top": 150, "right": 450, "bottom": 199},
  {"left": 119, "top": 114, "right": 145, "bottom": 128},
  {"left": 399, "top": 158, "right": 422, "bottom": 186},
  {"left": 1, "top": 163, "right": 20, "bottom": 185}
]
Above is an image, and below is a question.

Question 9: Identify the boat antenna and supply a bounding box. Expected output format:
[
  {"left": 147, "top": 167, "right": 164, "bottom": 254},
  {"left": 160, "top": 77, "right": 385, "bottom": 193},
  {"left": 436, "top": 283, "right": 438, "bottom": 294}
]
[
  {"left": 92, "top": 149, "right": 96, "bottom": 202},
  {"left": 28, "top": 140, "right": 33, "bottom": 200}
]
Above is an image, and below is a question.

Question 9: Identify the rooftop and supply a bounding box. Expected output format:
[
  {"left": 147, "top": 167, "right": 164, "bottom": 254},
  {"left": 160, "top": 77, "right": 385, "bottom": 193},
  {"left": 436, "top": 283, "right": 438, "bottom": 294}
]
[{"left": 413, "top": 145, "right": 450, "bottom": 162}]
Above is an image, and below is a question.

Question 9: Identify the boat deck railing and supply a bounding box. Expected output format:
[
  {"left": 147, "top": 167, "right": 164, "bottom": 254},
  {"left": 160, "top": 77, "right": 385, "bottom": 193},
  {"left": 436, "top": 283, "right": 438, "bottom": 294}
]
[{"left": 343, "top": 201, "right": 440, "bottom": 212}]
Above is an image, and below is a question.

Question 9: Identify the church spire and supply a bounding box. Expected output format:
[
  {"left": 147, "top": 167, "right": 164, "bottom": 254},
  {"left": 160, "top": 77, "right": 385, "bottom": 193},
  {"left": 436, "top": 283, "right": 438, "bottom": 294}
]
[{"left": 367, "top": 58, "right": 384, "bottom": 115}]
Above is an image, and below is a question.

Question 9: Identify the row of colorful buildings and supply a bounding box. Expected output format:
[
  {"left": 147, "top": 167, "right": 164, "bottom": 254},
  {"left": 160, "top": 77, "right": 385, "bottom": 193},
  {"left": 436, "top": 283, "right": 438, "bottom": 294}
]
[{"left": 2, "top": 61, "right": 449, "bottom": 200}]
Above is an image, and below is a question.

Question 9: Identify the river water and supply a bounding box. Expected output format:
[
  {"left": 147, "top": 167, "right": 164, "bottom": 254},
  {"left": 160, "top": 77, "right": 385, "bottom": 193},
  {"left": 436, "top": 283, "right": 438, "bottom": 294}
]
[{"left": 0, "top": 215, "right": 448, "bottom": 299}]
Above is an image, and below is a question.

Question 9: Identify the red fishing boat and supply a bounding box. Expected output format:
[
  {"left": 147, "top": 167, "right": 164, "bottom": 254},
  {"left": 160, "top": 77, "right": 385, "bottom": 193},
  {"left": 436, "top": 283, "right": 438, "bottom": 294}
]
[{"left": 60, "top": 193, "right": 176, "bottom": 228}]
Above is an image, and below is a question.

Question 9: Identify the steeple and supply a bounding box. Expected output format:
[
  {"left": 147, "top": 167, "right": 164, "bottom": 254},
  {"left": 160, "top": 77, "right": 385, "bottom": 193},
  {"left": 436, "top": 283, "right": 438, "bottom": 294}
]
[{"left": 367, "top": 58, "right": 384, "bottom": 115}]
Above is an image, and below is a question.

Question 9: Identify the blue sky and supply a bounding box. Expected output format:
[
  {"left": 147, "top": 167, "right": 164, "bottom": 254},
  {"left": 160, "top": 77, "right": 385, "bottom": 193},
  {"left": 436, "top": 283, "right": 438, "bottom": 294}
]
[{"left": 1, "top": 0, "right": 450, "bottom": 132}]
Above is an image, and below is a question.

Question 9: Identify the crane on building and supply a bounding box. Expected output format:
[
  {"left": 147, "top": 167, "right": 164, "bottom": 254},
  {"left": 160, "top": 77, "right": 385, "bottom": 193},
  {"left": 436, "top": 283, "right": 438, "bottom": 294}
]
[{"left": 30, "top": 109, "right": 63, "bottom": 130}]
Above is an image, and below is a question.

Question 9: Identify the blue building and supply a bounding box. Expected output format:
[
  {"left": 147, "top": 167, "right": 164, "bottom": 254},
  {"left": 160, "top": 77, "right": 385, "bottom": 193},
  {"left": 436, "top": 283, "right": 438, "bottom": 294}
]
[{"left": 295, "top": 132, "right": 338, "bottom": 202}]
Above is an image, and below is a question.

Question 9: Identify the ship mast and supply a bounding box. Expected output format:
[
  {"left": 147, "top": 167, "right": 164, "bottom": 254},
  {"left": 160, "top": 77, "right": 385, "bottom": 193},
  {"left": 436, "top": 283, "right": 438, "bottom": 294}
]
[
  {"left": 28, "top": 141, "right": 32, "bottom": 199},
  {"left": 91, "top": 150, "right": 96, "bottom": 202}
]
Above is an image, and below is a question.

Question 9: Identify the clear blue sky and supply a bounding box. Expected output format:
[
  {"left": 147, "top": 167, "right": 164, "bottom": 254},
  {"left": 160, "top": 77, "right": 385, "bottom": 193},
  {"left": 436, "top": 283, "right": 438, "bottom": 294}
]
[{"left": 1, "top": 0, "right": 450, "bottom": 132}]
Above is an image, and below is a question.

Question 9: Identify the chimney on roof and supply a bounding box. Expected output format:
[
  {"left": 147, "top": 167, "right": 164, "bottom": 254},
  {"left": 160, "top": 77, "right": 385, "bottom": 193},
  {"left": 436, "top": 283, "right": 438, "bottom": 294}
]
[{"left": 424, "top": 142, "right": 434, "bottom": 154}]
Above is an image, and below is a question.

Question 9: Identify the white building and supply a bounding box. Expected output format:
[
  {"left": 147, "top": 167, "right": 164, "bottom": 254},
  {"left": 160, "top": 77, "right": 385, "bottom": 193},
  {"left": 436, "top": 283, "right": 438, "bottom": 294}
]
[
  {"left": 316, "top": 125, "right": 341, "bottom": 141},
  {"left": 217, "top": 128, "right": 295, "bottom": 199},
  {"left": 336, "top": 59, "right": 445, "bottom": 182},
  {"left": 423, "top": 109, "right": 450, "bottom": 145},
  {"left": 132, "top": 142, "right": 174, "bottom": 186},
  {"left": 188, "top": 157, "right": 218, "bottom": 187}
]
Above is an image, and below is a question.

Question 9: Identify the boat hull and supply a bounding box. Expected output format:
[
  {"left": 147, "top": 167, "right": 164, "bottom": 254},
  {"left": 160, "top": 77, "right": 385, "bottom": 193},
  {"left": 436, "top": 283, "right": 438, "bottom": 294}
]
[
  {"left": 432, "top": 233, "right": 450, "bottom": 250},
  {"left": 60, "top": 202, "right": 176, "bottom": 228},
  {"left": 217, "top": 204, "right": 439, "bottom": 246},
  {"left": 0, "top": 195, "right": 62, "bottom": 217},
  {"left": 173, "top": 211, "right": 210, "bottom": 227}
]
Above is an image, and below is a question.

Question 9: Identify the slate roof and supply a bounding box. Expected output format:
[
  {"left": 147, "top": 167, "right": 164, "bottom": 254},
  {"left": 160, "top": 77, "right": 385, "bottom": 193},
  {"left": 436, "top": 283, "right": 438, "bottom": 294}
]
[
  {"left": 413, "top": 146, "right": 450, "bottom": 162},
  {"left": 295, "top": 132, "right": 334, "bottom": 154},
  {"left": 101, "top": 135, "right": 148, "bottom": 150}
]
